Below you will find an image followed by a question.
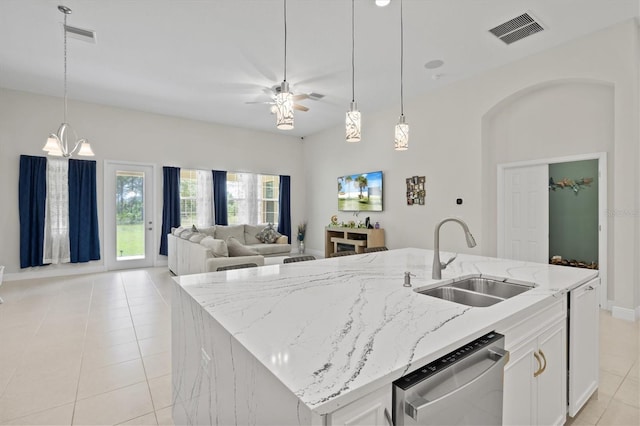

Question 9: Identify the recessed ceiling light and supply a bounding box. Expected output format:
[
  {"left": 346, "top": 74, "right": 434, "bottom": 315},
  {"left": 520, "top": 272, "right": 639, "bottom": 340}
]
[
  {"left": 424, "top": 59, "right": 444, "bottom": 69},
  {"left": 375, "top": 0, "right": 391, "bottom": 7}
]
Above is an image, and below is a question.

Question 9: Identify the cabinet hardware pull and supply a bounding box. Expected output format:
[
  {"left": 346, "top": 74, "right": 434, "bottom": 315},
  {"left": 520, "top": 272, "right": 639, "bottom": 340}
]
[
  {"left": 539, "top": 349, "right": 547, "bottom": 375},
  {"left": 587, "top": 285, "right": 595, "bottom": 291},
  {"left": 533, "top": 351, "right": 543, "bottom": 377},
  {"left": 384, "top": 408, "right": 394, "bottom": 426}
]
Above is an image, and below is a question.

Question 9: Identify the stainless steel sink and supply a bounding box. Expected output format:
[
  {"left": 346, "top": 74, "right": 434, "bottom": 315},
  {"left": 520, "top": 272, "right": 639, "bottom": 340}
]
[
  {"left": 418, "top": 287, "right": 504, "bottom": 307},
  {"left": 417, "top": 277, "right": 533, "bottom": 307},
  {"left": 449, "top": 278, "right": 532, "bottom": 299}
]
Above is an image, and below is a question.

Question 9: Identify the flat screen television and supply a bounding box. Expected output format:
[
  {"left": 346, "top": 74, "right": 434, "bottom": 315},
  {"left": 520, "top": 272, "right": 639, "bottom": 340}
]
[{"left": 338, "top": 171, "right": 383, "bottom": 212}]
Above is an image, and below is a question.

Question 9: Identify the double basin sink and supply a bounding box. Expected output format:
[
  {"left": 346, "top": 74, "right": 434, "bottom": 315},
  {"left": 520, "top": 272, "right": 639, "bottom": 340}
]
[{"left": 417, "top": 277, "right": 533, "bottom": 307}]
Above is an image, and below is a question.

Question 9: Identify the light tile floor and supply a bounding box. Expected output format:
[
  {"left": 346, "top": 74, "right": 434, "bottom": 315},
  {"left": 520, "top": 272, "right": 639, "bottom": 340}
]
[
  {"left": 0, "top": 268, "right": 637, "bottom": 425},
  {"left": 0, "top": 269, "right": 174, "bottom": 425}
]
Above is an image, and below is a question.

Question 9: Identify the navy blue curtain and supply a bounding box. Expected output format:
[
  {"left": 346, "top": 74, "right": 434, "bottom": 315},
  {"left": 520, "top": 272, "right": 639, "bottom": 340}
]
[
  {"left": 19, "top": 155, "right": 47, "bottom": 268},
  {"left": 68, "top": 159, "right": 101, "bottom": 263},
  {"left": 278, "top": 175, "right": 291, "bottom": 241},
  {"left": 212, "top": 170, "right": 228, "bottom": 226},
  {"left": 160, "top": 166, "right": 181, "bottom": 256}
]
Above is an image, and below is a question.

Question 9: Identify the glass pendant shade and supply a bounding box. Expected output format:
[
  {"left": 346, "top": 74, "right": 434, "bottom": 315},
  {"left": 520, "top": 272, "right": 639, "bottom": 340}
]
[
  {"left": 275, "top": 82, "right": 294, "bottom": 130},
  {"left": 43, "top": 136, "right": 62, "bottom": 154},
  {"left": 346, "top": 102, "right": 361, "bottom": 142},
  {"left": 394, "top": 115, "right": 409, "bottom": 151},
  {"left": 77, "top": 141, "right": 95, "bottom": 156}
]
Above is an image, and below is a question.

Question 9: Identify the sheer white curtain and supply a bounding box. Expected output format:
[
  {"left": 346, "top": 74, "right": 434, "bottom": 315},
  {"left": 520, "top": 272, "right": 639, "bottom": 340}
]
[
  {"left": 43, "top": 158, "right": 70, "bottom": 264},
  {"left": 195, "top": 170, "right": 213, "bottom": 227}
]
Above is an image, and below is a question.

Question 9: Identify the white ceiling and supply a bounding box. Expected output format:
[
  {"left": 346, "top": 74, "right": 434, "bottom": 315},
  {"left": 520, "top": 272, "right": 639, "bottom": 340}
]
[{"left": 1, "top": 0, "right": 637, "bottom": 137}]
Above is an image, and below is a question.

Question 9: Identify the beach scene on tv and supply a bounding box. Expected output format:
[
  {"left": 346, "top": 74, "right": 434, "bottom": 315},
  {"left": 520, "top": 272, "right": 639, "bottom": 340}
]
[{"left": 338, "top": 171, "right": 383, "bottom": 211}]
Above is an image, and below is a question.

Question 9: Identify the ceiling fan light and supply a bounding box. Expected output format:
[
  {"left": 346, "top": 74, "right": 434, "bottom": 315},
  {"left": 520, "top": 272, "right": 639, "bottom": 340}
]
[
  {"left": 394, "top": 115, "right": 409, "bottom": 151},
  {"left": 375, "top": 0, "right": 391, "bottom": 7},
  {"left": 275, "top": 83, "right": 294, "bottom": 130},
  {"left": 346, "top": 102, "right": 361, "bottom": 142},
  {"left": 77, "top": 140, "right": 95, "bottom": 156}
]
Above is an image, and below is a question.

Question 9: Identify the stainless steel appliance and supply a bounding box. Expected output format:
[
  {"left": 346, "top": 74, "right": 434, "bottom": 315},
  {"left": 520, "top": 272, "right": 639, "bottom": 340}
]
[{"left": 393, "top": 332, "right": 508, "bottom": 425}]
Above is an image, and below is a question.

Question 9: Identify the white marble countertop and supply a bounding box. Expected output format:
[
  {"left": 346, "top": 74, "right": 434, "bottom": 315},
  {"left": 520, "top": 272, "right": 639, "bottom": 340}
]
[{"left": 173, "top": 248, "right": 597, "bottom": 414}]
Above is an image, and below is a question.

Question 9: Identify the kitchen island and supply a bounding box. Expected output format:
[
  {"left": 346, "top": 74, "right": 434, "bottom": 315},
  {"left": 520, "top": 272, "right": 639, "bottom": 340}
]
[{"left": 172, "top": 248, "right": 598, "bottom": 425}]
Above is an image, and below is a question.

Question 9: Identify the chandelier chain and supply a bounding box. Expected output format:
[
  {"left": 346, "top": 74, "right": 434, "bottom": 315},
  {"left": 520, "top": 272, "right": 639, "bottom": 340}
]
[{"left": 63, "top": 11, "right": 68, "bottom": 123}]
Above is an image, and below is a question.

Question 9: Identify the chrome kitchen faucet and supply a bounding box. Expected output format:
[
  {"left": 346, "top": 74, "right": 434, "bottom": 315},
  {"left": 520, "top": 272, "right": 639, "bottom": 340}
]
[{"left": 432, "top": 218, "right": 477, "bottom": 280}]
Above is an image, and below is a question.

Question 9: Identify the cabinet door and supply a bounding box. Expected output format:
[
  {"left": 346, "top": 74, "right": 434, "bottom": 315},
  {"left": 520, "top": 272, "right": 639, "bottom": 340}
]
[
  {"left": 536, "top": 321, "right": 567, "bottom": 426},
  {"left": 329, "top": 385, "right": 392, "bottom": 426},
  {"left": 503, "top": 339, "right": 537, "bottom": 426},
  {"left": 568, "top": 278, "right": 600, "bottom": 416}
]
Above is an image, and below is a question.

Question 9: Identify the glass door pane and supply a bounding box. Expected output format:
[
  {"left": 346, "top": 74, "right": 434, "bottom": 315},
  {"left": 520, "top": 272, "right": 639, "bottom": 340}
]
[{"left": 116, "top": 171, "right": 145, "bottom": 260}]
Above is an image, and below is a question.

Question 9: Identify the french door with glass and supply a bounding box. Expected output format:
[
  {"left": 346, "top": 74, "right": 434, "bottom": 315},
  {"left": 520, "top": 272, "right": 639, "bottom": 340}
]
[{"left": 105, "top": 162, "right": 155, "bottom": 270}]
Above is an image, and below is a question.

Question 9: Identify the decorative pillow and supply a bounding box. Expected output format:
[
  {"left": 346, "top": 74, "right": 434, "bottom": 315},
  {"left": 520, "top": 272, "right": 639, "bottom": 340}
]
[
  {"left": 172, "top": 226, "right": 185, "bottom": 236},
  {"left": 191, "top": 224, "right": 199, "bottom": 233},
  {"left": 226, "top": 236, "right": 260, "bottom": 257},
  {"left": 199, "top": 226, "right": 216, "bottom": 237},
  {"left": 200, "top": 236, "right": 229, "bottom": 258},
  {"left": 179, "top": 231, "right": 194, "bottom": 240},
  {"left": 189, "top": 234, "right": 206, "bottom": 243},
  {"left": 244, "top": 224, "right": 264, "bottom": 245},
  {"left": 256, "top": 223, "right": 282, "bottom": 244},
  {"left": 215, "top": 225, "right": 245, "bottom": 244}
]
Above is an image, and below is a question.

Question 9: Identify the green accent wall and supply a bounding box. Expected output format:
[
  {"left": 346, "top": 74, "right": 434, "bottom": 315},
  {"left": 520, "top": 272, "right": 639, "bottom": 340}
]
[{"left": 549, "top": 160, "right": 598, "bottom": 263}]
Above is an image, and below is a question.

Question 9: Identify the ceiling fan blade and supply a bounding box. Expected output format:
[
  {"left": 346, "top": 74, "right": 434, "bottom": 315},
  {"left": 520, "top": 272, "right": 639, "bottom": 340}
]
[
  {"left": 293, "top": 104, "right": 309, "bottom": 112},
  {"left": 292, "top": 93, "right": 309, "bottom": 101},
  {"left": 245, "top": 101, "right": 275, "bottom": 105}
]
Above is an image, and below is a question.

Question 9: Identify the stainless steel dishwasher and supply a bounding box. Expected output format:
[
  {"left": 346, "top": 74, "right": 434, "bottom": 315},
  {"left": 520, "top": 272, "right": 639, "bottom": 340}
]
[{"left": 393, "top": 332, "right": 508, "bottom": 425}]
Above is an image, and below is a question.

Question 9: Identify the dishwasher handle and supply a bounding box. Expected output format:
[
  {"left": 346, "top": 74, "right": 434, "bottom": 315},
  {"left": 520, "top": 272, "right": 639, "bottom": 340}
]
[{"left": 405, "top": 347, "right": 509, "bottom": 421}]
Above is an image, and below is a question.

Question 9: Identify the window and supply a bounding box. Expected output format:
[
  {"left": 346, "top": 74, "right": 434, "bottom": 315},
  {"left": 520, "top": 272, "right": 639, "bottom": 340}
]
[
  {"left": 180, "top": 170, "right": 197, "bottom": 226},
  {"left": 179, "top": 169, "right": 213, "bottom": 227},
  {"left": 227, "top": 173, "right": 279, "bottom": 225}
]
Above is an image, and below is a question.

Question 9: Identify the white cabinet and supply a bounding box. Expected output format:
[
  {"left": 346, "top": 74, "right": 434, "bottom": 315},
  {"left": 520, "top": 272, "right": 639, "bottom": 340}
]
[
  {"left": 503, "top": 319, "right": 566, "bottom": 426},
  {"left": 501, "top": 299, "right": 567, "bottom": 426},
  {"left": 568, "top": 278, "right": 600, "bottom": 416},
  {"left": 328, "top": 385, "right": 392, "bottom": 426}
]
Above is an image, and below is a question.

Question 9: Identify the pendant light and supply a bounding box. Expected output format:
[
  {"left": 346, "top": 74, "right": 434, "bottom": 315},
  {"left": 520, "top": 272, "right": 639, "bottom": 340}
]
[
  {"left": 43, "top": 5, "right": 94, "bottom": 157},
  {"left": 275, "top": 0, "right": 294, "bottom": 130},
  {"left": 346, "top": 0, "right": 361, "bottom": 143},
  {"left": 394, "top": 0, "right": 409, "bottom": 151}
]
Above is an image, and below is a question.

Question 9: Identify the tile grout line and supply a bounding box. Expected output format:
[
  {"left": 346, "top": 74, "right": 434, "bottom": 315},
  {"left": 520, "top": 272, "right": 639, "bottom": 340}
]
[
  {"left": 124, "top": 270, "right": 161, "bottom": 426},
  {"left": 69, "top": 274, "right": 97, "bottom": 426}
]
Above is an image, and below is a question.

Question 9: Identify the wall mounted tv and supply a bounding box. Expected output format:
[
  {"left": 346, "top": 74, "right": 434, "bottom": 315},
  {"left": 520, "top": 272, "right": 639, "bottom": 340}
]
[{"left": 337, "top": 171, "right": 383, "bottom": 212}]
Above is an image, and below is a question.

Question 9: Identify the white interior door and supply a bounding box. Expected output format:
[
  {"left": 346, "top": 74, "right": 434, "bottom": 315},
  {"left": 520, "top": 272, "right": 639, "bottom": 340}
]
[
  {"left": 105, "top": 162, "right": 155, "bottom": 270},
  {"left": 500, "top": 165, "right": 548, "bottom": 263}
]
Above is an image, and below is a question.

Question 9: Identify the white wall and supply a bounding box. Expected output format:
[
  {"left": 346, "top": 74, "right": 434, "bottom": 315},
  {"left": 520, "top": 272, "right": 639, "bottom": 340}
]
[
  {"left": 0, "top": 88, "right": 305, "bottom": 277},
  {"left": 303, "top": 20, "right": 639, "bottom": 314}
]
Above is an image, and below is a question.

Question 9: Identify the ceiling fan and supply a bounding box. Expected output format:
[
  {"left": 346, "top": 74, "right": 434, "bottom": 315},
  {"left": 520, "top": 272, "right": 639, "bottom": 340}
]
[{"left": 246, "top": 84, "right": 325, "bottom": 113}]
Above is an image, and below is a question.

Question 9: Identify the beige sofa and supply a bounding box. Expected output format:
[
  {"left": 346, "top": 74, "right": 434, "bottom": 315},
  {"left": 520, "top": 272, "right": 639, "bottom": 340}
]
[{"left": 167, "top": 224, "right": 291, "bottom": 275}]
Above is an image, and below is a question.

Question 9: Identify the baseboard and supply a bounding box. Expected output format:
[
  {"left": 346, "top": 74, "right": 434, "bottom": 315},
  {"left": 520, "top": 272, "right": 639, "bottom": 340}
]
[
  {"left": 4, "top": 264, "right": 108, "bottom": 282},
  {"left": 611, "top": 305, "right": 639, "bottom": 322},
  {"left": 305, "top": 248, "right": 324, "bottom": 259}
]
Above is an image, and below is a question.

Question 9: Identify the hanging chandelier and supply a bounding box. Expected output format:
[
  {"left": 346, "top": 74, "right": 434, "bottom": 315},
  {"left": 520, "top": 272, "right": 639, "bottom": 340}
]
[
  {"left": 394, "top": 0, "right": 409, "bottom": 151},
  {"left": 275, "top": 0, "right": 294, "bottom": 130},
  {"left": 42, "top": 5, "right": 94, "bottom": 158},
  {"left": 346, "top": 0, "right": 361, "bottom": 143}
]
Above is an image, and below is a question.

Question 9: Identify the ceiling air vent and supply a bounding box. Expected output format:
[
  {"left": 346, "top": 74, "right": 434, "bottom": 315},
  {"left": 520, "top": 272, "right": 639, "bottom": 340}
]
[
  {"left": 489, "top": 13, "right": 544, "bottom": 45},
  {"left": 64, "top": 24, "right": 97, "bottom": 44}
]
